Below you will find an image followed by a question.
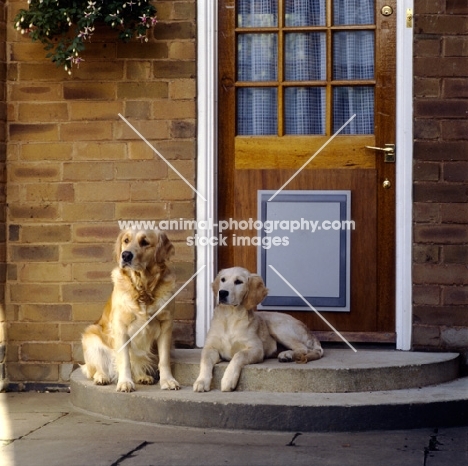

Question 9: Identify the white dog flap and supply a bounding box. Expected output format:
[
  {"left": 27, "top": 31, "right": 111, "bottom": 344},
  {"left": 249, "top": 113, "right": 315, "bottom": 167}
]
[{"left": 257, "top": 190, "right": 351, "bottom": 312}]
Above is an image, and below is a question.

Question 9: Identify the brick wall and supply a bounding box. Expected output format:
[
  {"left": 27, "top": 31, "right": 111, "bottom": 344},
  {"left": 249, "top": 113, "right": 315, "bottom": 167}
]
[
  {"left": 5, "top": 0, "right": 196, "bottom": 387},
  {"left": 413, "top": 0, "right": 468, "bottom": 350},
  {"left": 0, "top": 0, "right": 6, "bottom": 391}
]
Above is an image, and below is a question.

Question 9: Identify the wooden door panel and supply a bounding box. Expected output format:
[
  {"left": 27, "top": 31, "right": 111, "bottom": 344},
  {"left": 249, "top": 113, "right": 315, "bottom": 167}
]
[
  {"left": 235, "top": 135, "right": 376, "bottom": 169},
  {"left": 218, "top": 168, "right": 383, "bottom": 333}
]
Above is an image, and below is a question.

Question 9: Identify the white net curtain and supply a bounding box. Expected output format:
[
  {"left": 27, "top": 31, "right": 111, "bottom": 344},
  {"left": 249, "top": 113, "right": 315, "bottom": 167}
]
[{"left": 236, "top": 0, "right": 375, "bottom": 136}]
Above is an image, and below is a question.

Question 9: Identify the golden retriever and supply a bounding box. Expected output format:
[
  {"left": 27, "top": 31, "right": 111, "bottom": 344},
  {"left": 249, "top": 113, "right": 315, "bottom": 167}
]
[
  {"left": 81, "top": 229, "right": 180, "bottom": 392},
  {"left": 193, "top": 267, "right": 323, "bottom": 392}
]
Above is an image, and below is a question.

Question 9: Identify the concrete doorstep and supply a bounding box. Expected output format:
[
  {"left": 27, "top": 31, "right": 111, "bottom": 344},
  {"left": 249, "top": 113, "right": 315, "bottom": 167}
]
[{"left": 70, "top": 349, "right": 468, "bottom": 432}]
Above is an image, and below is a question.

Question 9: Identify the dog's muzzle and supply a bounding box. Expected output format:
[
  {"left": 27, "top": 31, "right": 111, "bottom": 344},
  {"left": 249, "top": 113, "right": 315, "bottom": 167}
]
[
  {"left": 121, "top": 250, "right": 133, "bottom": 266},
  {"left": 218, "top": 289, "right": 229, "bottom": 304}
]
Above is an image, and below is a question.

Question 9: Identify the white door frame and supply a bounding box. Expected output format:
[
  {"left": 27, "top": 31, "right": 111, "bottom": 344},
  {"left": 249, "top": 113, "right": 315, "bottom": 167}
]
[{"left": 196, "top": 0, "right": 413, "bottom": 350}]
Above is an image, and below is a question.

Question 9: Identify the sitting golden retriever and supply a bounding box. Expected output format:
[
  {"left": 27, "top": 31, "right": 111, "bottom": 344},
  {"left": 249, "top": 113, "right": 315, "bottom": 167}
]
[
  {"left": 193, "top": 267, "right": 323, "bottom": 392},
  {"left": 81, "top": 229, "right": 180, "bottom": 392}
]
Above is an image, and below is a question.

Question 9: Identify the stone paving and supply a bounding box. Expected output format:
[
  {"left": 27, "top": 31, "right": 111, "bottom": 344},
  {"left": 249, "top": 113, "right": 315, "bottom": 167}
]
[{"left": 1, "top": 392, "right": 467, "bottom": 466}]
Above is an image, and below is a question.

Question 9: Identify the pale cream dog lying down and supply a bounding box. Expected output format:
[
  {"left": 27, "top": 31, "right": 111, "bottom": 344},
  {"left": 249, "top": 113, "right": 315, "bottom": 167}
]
[{"left": 193, "top": 267, "right": 323, "bottom": 392}]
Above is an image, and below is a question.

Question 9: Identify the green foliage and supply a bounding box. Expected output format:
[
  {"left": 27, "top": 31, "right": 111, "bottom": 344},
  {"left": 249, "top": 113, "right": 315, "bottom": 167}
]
[{"left": 14, "top": 0, "right": 157, "bottom": 73}]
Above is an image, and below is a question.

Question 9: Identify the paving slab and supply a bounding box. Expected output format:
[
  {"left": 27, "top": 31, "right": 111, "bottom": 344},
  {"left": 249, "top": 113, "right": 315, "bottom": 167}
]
[
  {"left": 1, "top": 393, "right": 467, "bottom": 466},
  {"left": 1, "top": 392, "right": 69, "bottom": 443}
]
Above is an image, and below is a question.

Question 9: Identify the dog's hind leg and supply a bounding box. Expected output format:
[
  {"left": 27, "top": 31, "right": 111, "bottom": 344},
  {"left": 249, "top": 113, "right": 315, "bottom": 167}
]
[
  {"left": 81, "top": 326, "right": 115, "bottom": 385},
  {"left": 278, "top": 334, "right": 323, "bottom": 363},
  {"left": 260, "top": 311, "right": 323, "bottom": 364},
  {"left": 273, "top": 319, "right": 323, "bottom": 363}
]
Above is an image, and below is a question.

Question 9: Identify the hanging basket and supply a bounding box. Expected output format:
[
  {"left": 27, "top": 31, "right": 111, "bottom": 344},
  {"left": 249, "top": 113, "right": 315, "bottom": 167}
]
[{"left": 14, "top": 0, "right": 157, "bottom": 74}]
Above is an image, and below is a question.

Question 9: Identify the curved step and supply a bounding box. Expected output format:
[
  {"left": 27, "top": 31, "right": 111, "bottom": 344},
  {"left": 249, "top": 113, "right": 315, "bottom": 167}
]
[
  {"left": 70, "top": 371, "right": 468, "bottom": 432},
  {"left": 171, "top": 349, "right": 460, "bottom": 393},
  {"left": 70, "top": 349, "right": 466, "bottom": 432}
]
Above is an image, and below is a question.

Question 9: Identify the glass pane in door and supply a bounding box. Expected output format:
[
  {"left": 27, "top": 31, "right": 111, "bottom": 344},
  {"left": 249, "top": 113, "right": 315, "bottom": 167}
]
[
  {"left": 285, "top": 0, "right": 326, "bottom": 26},
  {"left": 333, "top": 86, "right": 374, "bottom": 134},
  {"left": 237, "top": 88, "right": 278, "bottom": 135},
  {"left": 238, "top": 0, "right": 278, "bottom": 27},
  {"left": 284, "top": 87, "right": 326, "bottom": 135},
  {"left": 333, "top": 31, "right": 374, "bottom": 80},
  {"left": 333, "top": 0, "right": 374, "bottom": 25},
  {"left": 285, "top": 33, "right": 326, "bottom": 81},
  {"left": 238, "top": 34, "right": 278, "bottom": 82}
]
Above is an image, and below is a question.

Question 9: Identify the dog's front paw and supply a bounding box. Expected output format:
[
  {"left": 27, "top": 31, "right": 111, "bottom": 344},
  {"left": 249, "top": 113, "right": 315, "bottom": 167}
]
[
  {"left": 93, "top": 373, "right": 111, "bottom": 385},
  {"left": 116, "top": 379, "right": 135, "bottom": 392},
  {"left": 160, "top": 377, "right": 180, "bottom": 390},
  {"left": 135, "top": 375, "right": 155, "bottom": 385},
  {"left": 193, "top": 377, "right": 211, "bottom": 392},
  {"left": 220, "top": 376, "right": 237, "bottom": 392}
]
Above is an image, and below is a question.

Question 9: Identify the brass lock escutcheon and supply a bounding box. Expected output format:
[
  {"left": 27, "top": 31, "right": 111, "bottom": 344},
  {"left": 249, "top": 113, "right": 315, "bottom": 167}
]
[
  {"left": 381, "top": 5, "right": 393, "bottom": 16},
  {"left": 365, "top": 144, "right": 396, "bottom": 163}
]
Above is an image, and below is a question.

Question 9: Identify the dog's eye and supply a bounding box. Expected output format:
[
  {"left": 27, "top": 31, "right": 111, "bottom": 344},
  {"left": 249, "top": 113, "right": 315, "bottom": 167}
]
[
  {"left": 221, "top": 277, "right": 226, "bottom": 283},
  {"left": 123, "top": 238, "right": 130, "bottom": 244},
  {"left": 140, "top": 238, "right": 149, "bottom": 247},
  {"left": 234, "top": 279, "right": 243, "bottom": 285}
]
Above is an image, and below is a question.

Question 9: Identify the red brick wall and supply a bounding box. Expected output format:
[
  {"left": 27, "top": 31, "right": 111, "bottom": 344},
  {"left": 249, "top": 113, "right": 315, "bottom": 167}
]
[{"left": 413, "top": 0, "right": 468, "bottom": 350}]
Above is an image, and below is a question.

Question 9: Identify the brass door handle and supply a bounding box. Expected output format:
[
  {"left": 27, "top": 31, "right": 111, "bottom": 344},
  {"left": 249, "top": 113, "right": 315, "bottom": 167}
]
[{"left": 365, "top": 144, "right": 395, "bottom": 163}]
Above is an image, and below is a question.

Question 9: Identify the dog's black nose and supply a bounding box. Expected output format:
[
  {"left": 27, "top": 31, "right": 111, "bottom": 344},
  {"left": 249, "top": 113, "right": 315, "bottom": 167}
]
[
  {"left": 219, "top": 290, "right": 229, "bottom": 303},
  {"left": 121, "top": 251, "right": 133, "bottom": 264}
]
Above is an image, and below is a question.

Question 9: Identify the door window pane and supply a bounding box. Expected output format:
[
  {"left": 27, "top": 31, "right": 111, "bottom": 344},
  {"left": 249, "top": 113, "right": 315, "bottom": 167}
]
[
  {"left": 285, "top": 87, "right": 326, "bottom": 135},
  {"left": 238, "top": 0, "right": 278, "bottom": 27},
  {"left": 285, "top": 33, "right": 326, "bottom": 81},
  {"left": 237, "top": 88, "right": 278, "bottom": 135},
  {"left": 333, "top": 87, "right": 374, "bottom": 134},
  {"left": 334, "top": 0, "right": 374, "bottom": 25},
  {"left": 285, "top": 0, "right": 326, "bottom": 26},
  {"left": 235, "top": 1, "right": 376, "bottom": 137},
  {"left": 238, "top": 34, "right": 278, "bottom": 82},
  {"left": 333, "top": 31, "right": 374, "bottom": 80}
]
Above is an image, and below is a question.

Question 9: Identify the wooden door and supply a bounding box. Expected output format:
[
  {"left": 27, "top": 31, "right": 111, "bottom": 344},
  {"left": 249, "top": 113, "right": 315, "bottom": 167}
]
[{"left": 218, "top": 0, "right": 396, "bottom": 342}]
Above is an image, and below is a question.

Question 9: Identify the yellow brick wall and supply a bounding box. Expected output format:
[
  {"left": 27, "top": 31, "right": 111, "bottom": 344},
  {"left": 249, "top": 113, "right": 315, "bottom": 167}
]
[{"left": 4, "top": 0, "right": 197, "bottom": 387}]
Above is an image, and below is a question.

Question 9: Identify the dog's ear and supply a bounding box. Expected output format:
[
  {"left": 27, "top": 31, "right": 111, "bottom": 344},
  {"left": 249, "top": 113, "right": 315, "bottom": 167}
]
[
  {"left": 242, "top": 274, "right": 268, "bottom": 310},
  {"left": 114, "top": 230, "right": 125, "bottom": 263},
  {"left": 155, "top": 230, "right": 175, "bottom": 263},
  {"left": 212, "top": 271, "right": 222, "bottom": 298}
]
